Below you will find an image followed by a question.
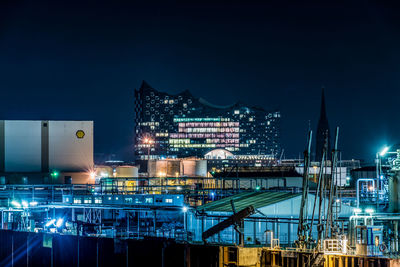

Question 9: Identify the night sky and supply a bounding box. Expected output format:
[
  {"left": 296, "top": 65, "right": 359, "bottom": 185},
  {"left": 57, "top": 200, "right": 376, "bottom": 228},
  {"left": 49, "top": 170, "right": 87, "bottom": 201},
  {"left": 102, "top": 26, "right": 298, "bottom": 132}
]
[{"left": 1, "top": 1, "right": 400, "bottom": 162}]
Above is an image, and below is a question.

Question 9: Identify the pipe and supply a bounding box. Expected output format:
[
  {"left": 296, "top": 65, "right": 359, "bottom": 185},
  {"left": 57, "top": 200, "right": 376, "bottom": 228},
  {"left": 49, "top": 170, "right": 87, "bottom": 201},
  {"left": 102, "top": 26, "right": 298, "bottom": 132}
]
[{"left": 356, "top": 179, "right": 375, "bottom": 208}]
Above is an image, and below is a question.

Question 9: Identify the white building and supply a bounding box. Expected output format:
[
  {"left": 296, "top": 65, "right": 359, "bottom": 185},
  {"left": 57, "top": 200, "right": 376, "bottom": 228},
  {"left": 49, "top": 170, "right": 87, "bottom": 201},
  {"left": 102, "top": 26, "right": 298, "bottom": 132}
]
[{"left": 0, "top": 120, "right": 94, "bottom": 184}]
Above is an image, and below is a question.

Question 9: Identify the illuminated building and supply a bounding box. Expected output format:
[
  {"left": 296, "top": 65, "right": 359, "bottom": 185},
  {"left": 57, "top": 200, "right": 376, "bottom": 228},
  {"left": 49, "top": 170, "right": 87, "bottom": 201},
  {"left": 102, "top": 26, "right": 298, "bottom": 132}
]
[{"left": 134, "top": 81, "right": 281, "bottom": 159}]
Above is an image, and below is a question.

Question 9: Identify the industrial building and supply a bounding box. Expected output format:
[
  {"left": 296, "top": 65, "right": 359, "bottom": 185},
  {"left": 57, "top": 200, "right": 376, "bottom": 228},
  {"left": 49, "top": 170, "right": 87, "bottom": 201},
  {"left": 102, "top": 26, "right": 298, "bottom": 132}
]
[
  {"left": 0, "top": 120, "right": 94, "bottom": 184},
  {"left": 187, "top": 191, "right": 353, "bottom": 246},
  {"left": 210, "top": 166, "right": 312, "bottom": 190},
  {"left": 134, "top": 81, "right": 281, "bottom": 159},
  {"left": 147, "top": 158, "right": 207, "bottom": 177}
]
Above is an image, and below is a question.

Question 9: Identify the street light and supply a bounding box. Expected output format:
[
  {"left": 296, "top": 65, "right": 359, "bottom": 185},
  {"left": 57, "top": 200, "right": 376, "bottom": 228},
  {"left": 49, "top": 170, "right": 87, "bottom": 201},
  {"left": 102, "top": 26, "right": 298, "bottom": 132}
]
[
  {"left": 365, "top": 208, "right": 374, "bottom": 214},
  {"left": 375, "top": 146, "right": 390, "bottom": 209},
  {"left": 11, "top": 200, "right": 21, "bottom": 208},
  {"left": 21, "top": 200, "right": 28, "bottom": 208},
  {"left": 56, "top": 218, "right": 64, "bottom": 228},
  {"left": 353, "top": 208, "right": 362, "bottom": 214},
  {"left": 380, "top": 146, "right": 390, "bottom": 157}
]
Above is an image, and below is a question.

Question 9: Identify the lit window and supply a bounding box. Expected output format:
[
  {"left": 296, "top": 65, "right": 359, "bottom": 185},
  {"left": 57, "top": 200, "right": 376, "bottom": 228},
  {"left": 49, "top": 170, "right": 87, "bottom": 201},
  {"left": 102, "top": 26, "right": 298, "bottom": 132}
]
[
  {"left": 234, "top": 110, "right": 239, "bottom": 115},
  {"left": 165, "top": 199, "right": 173, "bottom": 203}
]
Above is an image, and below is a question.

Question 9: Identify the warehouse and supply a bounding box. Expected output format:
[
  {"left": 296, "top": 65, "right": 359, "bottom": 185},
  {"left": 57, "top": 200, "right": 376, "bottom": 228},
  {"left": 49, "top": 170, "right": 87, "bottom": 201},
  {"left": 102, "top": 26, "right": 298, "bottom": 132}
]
[
  {"left": 186, "top": 191, "right": 353, "bottom": 246},
  {"left": 0, "top": 120, "right": 93, "bottom": 184}
]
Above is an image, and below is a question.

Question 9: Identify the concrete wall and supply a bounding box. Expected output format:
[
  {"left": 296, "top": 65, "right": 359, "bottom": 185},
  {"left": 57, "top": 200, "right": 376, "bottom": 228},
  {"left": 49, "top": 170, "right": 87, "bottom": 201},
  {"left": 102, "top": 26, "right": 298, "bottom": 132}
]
[
  {"left": 49, "top": 121, "right": 93, "bottom": 172},
  {"left": 4, "top": 121, "right": 42, "bottom": 172},
  {"left": 0, "top": 120, "right": 93, "bottom": 173}
]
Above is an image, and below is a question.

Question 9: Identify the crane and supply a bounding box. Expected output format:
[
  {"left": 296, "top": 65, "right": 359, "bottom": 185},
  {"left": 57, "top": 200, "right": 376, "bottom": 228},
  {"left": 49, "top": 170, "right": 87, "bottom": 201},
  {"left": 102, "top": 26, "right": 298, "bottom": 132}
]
[{"left": 297, "top": 130, "right": 312, "bottom": 249}]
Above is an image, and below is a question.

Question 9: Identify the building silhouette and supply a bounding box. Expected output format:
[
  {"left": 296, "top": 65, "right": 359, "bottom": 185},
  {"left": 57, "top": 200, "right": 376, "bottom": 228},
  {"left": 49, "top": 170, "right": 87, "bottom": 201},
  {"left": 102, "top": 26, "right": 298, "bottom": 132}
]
[{"left": 315, "top": 87, "right": 331, "bottom": 161}]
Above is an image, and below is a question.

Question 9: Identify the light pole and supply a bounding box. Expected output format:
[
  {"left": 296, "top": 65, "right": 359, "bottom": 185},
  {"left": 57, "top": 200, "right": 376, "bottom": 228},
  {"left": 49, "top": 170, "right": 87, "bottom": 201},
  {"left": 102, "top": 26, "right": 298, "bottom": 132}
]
[
  {"left": 143, "top": 136, "right": 153, "bottom": 178},
  {"left": 377, "top": 146, "right": 393, "bottom": 210}
]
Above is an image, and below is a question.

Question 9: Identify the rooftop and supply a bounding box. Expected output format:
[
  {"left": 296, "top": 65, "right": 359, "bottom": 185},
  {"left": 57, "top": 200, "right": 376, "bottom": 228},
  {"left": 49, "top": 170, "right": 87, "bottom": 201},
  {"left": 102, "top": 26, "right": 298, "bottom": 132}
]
[{"left": 198, "top": 191, "right": 300, "bottom": 212}]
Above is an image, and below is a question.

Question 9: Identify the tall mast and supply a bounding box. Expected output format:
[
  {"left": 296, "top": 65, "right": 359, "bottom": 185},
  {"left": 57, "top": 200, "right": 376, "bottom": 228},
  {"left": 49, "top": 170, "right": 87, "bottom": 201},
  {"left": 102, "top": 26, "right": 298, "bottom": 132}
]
[{"left": 297, "top": 130, "right": 312, "bottom": 248}]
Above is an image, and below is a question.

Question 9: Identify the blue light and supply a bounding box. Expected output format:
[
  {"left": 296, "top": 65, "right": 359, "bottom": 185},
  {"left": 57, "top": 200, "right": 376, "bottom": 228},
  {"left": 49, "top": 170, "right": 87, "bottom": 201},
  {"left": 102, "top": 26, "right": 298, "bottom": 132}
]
[
  {"left": 56, "top": 218, "right": 64, "bottom": 228},
  {"left": 11, "top": 200, "right": 21, "bottom": 208},
  {"left": 380, "top": 175, "right": 384, "bottom": 180},
  {"left": 211, "top": 192, "right": 215, "bottom": 197},
  {"left": 45, "top": 219, "right": 56, "bottom": 227},
  {"left": 380, "top": 146, "right": 389, "bottom": 156}
]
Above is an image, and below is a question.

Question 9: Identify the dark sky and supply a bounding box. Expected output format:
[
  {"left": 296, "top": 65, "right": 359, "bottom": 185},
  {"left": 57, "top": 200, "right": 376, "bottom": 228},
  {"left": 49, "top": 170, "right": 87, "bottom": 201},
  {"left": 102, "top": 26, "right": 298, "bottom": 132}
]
[{"left": 1, "top": 1, "right": 400, "bottom": 162}]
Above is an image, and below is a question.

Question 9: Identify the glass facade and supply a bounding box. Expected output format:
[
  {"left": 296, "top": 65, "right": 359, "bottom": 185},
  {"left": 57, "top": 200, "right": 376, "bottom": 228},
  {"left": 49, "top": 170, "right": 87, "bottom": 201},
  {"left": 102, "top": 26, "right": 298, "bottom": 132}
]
[{"left": 134, "top": 81, "right": 281, "bottom": 159}]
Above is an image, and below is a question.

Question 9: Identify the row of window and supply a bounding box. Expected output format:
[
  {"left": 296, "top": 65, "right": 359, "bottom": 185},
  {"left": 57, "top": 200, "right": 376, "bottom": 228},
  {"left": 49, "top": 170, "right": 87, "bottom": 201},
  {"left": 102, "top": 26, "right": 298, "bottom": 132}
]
[
  {"left": 71, "top": 196, "right": 175, "bottom": 205},
  {"left": 178, "top": 127, "right": 239, "bottom": 133}
]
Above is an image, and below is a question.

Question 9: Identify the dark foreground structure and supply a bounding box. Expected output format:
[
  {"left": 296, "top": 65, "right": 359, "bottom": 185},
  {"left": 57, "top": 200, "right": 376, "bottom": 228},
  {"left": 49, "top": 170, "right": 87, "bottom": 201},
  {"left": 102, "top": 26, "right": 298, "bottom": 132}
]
[
  {"left": 0, "top": 229, "right": 397, "bottom": 267},
  {"left": 0, "top": 230, "right": 218, "bottom": 267}
]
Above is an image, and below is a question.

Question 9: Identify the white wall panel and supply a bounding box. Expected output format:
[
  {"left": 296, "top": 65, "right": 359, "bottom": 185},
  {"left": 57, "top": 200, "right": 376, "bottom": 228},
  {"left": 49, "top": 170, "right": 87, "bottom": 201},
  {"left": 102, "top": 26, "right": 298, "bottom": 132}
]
[
  {"left": 5, "top": 121, "right": 42, "bottom": 172},
  {"left": 49, "top": 121, "right": 93, "bottom": 172}
]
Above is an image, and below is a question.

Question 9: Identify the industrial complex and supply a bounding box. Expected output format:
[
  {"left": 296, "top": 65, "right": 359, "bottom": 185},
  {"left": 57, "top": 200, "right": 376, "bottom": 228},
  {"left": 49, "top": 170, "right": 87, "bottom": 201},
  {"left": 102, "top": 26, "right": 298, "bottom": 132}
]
[{"left": 1, "top": 85, "right": 400, "bottom": 267}]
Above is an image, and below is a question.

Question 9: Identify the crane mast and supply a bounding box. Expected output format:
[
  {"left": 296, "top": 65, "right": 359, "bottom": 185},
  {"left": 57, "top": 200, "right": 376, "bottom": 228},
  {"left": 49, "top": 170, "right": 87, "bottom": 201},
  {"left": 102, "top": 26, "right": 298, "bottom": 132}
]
[{"left": 297, "top": 130, "right": 312, "bottom": 248}]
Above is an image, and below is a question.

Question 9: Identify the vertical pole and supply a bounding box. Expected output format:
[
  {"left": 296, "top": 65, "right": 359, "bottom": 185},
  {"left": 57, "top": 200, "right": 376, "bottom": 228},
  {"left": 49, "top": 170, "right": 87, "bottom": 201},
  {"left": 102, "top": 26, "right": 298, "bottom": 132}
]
[
  {"left": 11, "top": 234, "right": 14, "bottom": 267},
  {"left": 161, "top": 242, "right": 165, "bottom": 267},
  {"left": 127, "top": 211, "right": 130, "bottom": 237},
  {"left": 253, "top": 220, "right": 256, "bottom": 245},
  {"left": 137, "top": 211, "right": 140, "bottom": 238},
  {"left": 153, "top": 210, "right": 156, "bottom": 236},
  {"left": 27, "top": 235, "right": 29, "bottom": 267},
  {"left": 77, "top": 237, "right": 80, "bottom": 267},
  {"left": 96, "top": 239, "right": 99, "bottom": 267},
  {"left": 126, "top": 242, "right": 129, "bottom": 267},
  {"left": 51, "top": 237, "right": 53, "bottom": 267},
  {"left": 184, "top": 211, "right": 186, "bottom": 233},
  {"left": 288, "top": 219, "right": 291, "bottom": 246}
]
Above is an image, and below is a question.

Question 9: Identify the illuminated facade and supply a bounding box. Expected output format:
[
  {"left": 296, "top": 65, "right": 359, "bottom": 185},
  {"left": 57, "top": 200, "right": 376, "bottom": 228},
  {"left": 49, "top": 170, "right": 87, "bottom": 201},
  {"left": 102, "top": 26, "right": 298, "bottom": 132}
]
[{"left": 134, "top": 81, "right": 281, "bottom": 159}]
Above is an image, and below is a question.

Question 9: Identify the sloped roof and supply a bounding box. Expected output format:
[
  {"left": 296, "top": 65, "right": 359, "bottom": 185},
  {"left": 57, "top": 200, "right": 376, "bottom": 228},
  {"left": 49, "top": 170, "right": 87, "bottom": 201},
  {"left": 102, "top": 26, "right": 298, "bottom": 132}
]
[
  {"left": 198, "top": 191, "right": 300, "bottom": 212},
  {"left": 212, "top": 166, "right": 301, "bottom": 178},
  {"left": 137, "top": 81, "right": 277, "bottom": 113}
]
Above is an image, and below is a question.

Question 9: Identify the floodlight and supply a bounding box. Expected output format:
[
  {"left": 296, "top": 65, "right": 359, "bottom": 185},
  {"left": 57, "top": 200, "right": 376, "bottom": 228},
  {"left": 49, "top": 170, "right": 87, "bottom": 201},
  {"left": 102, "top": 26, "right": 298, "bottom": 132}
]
[{"left": 380, "top": 146, "right": 389, "bottom": 156}]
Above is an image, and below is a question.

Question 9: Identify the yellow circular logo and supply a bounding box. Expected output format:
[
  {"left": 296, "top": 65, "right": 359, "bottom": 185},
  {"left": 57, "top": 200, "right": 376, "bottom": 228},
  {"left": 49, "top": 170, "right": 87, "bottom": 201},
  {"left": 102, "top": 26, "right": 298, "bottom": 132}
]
[{"left": 76, "top": 130, "right": 85, "bottom": 139}]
